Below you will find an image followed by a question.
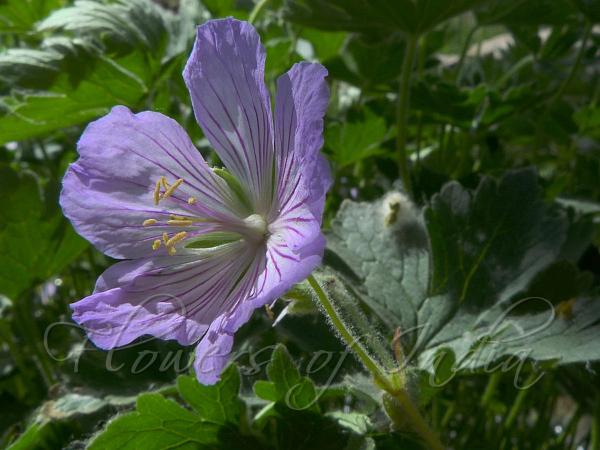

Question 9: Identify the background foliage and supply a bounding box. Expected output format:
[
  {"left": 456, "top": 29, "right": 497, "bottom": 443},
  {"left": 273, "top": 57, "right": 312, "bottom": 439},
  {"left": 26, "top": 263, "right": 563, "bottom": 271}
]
[{"left": 0, "top": 0, "right": 599, "bottom": 449}]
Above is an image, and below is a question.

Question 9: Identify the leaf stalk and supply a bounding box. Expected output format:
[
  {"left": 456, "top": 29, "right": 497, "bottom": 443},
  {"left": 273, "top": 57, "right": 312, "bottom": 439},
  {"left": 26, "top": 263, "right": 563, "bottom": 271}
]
[{"left": 307, "top": 274, "right": 444, "bottom": 450}]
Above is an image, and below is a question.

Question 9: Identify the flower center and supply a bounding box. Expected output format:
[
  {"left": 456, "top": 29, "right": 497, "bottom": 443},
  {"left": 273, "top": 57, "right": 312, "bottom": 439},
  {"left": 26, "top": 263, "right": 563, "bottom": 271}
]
[
  {"left": 242, "top": 213, "right": 268, "bottom": 243},
  {"left": 142, "top": 175, "right": 210, "bottom": 256},
  {"left": 142, "top": 175, "right": 268, "bottom": 255}
]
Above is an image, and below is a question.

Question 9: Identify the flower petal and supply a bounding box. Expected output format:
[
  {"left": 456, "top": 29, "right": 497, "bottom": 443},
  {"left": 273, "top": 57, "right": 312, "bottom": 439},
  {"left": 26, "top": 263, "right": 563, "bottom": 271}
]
[
  {"left": 72, "top": 241, "right": 257, "bottom": 349},
  {"left": 194, "top": 217, "right": 324, "bottom": 384},
  {"left": 183, "top": 18, "right": 274, "bottom": 213},
  {"left": 272, "top": 62, "right": 332, "bottom": 221},
  {"left": 193, "top": 315, "right": 234, "bottom": 384},
  {"left": 192, "top": 63, "right": 332, "bottom": 384},
  {"left": 60, "top": 106, "right": 241, "bottom": 259}
]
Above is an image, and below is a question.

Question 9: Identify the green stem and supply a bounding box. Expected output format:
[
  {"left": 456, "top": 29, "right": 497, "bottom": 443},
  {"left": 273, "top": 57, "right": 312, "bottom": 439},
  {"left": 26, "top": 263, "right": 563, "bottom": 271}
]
[
  {"left": 480, "top": 371, "right": 502, "bottom": 408},
  {"left": 396, "top": 34, "right": 419, "bottom": 199},
  {"left": 591, "top": 399, "right": 600, "bottom": 450},
  {"left": 307, "top": 274, "right": 444, "bottom": 450},
  {"left": 307, "top": 275, "right": 386, "bottom": 383},
  {"left": 455, "top": 25, "right": 478, "bottom": 84},
  {"left": 552, "top": 21, "right": 592, "bottom": 106},
  {"left": 503, "top": 371, "right": 538, "bottom": 430},
  {"left": 248, "top": 0, "right": 270, "bottom": 24},
  {"left": 414, "top": 35, "right": 427, "bottom": 166},
  {"left": 15, "top": 294, "right": 56, "bottom": 386}
]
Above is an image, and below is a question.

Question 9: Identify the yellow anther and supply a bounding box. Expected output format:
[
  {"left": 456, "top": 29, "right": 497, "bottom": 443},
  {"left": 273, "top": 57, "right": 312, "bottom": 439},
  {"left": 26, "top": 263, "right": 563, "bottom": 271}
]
[
  {"left": 187, "top": 196, "right": 196, "bottom": 205},
  {"left": 162, "top": 178, "right": 184, "bottom": 199},
  {"left": 166, "top": 231, "right": 187, "bottom": 247},
  {"left": 167, "top": 219, "right": 193, "bottom": 226},
  {"left": 152, "top": 239, "right": 161, "bottom": 251},
  {"left": 143, "top": 219, "right": 158, "bottom": 227},
  {"left": 153, "top": 180, "right": 162, "bottom": 205},
  {"left": 162, "top": 232, "right": 169, "bottom": 245},
  {"left": 170, "top": 214, "right": 187, "bottom": 220},
  {"left": 168, "top": 246, "right": 177, "bottom": 256},
  {"left": 160, "top": 176, "right": 170, "bottom": 189}
]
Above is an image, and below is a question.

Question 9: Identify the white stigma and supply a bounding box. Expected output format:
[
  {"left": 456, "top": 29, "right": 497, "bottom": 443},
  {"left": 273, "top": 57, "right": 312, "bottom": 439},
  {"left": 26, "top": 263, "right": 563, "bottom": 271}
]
[{"left": 243, "top": 213, "right": 268, "bottom": 243}]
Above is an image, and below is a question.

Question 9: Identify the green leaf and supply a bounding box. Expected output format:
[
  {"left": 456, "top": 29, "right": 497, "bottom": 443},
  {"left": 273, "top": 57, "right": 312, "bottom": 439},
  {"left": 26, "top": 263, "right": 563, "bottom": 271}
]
[
  {"left": 264, "top": 344, "right": 319, "bottom": 411},
  {"left": 7, "top": 393, "right": 133, "bottom": 450},
  {"left": 425, "top": 168, "right": 567, "bottom": 306},
  {"left": 176, "top": 364, "right": 243, "bottom": 425},
  {"left": 253, "top": 380, "right": 279, "bottom": 402},
  {"left": 267, "top": 345, "right": 303, "bottom": 396},
  {"left": 411, "top": 78, "right": 477, "bottom": 128},
  {"left": 87, "top": 393, "right": 221, "bottom": 450},
  {"left": 285, "top": 0, "right": 487, "bottom": 35},
  {"left": 0, "top": 53, "right": 149, "bottom": 145},
  {"left": 202, "top": 0, "right": 248, "bottom": 19},
  {"left": 475, "top": 0, "right": 578, "bottom": 26},
  {"left": 326, "top": 109, "right": 388, "bottom": 167},
  {"left": 326, "top": 411, "right": 373, "bottom": 435},
  {"left": 0, "top": 166, "right": 87, "bottom": 299},
  {"left": 327, "top": 169, "right": 600, "bottom": 374},
  {"left": 0, "top": 0, "right": 64, "bottom": 33},
  {"left": 327, "top": 190, "right": 431, "bottom": 339},
  {"left": 573, "top": 0, "right": 600, "bottom": 22},
  {"left": 326, "top": 34, "right": 405, "bottom": 89},
  {"left": 37, "top": 0, "right": 169, "bottom": 55},
  {"left": 301, "top": 29, "right": 347, "bottom": 61},
  {"left": 573, "top": 105, "right": 600, "bottom": 140},
  {"left": 0, "top": 0, "right": 182, "bottom": 144}
]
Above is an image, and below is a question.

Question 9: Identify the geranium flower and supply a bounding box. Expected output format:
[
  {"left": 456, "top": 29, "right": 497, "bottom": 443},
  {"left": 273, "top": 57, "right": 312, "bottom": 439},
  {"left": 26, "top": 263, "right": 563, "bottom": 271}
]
[{"left": 60, "top": 18, "right": 330, "bottom": 384}]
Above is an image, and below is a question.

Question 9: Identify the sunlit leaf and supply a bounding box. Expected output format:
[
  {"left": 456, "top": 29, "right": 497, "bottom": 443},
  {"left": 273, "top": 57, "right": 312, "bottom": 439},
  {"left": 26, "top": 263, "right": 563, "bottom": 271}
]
[
  {"left": 0, "top": 0, "right": 64, "bottom": 33},
  {"left": 176, "top": 365, "right": 243, "bottom": 425},
  {"left": 327, "top": 169, "right": 600, "bottom": 373},
  {"left": 326, "top": 110, "right": 389, "bottom": 167},
  {"left": 87, "top": 393, "right": 221, "bottom": 450}
]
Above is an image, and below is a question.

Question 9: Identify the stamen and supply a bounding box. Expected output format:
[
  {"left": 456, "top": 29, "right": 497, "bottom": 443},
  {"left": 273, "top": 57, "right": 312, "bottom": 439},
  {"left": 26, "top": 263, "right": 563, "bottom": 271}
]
[
  {"left": 152, "top": 239, "right": 161, "bottom": 250},
  {"left": 160, "top": 176, "right": 170, "bottom": 190},
  {"left": 162, "top": 232, "right": 169, "bottom": 245},
  {"left": 264, "top": 304, "right": 274, "bottom": 320},
  {"left": 167, "top": 219, "right": 193, "bottom": 226},
  {"left": 170, "top": 214, "right": 187, "bottom": 220},
  {"left": 162, "top": 178, "right": 184, "bottom": 199},
  {"left": 168, "top": 246, "right": 177, "bottom": 256},
  {"left": 187, "top": 196, "right": 196, "bottom": 205},
  {"left": 143, "top": 219, "right": 157, "bottom": 227},
  {"left": 166, "top": 231, "right": 187, "bottom": 247},
  {"left": 153, "top": 180, "right": 162, "bottom": 205}
]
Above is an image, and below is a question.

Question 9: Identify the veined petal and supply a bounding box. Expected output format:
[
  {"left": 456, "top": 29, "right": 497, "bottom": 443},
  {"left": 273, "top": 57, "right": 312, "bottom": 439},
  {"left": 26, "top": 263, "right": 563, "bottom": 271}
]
[
  {"left": 193, "top": 62, "right": 332, "bottom": 384},
  {"left": 194, "top": 315, "right": 234, "bottom": 385},
  {"left": 194, "top": 218, "right": 324, "bottom": 384},
  {"left": 60, "top": 106, "right": 242, "bottom": 259},
  {"left": 183, "top": 18, "right": 274, "bottom": 213},
  {"left": 71, "top": 241, "right": 257, "bottom": 349},
  {"left": 194, "top": 246, "right": 268, "bottom": 384},
  {"left": 272, "top": 62, "right": 332, "bottom": 221}
]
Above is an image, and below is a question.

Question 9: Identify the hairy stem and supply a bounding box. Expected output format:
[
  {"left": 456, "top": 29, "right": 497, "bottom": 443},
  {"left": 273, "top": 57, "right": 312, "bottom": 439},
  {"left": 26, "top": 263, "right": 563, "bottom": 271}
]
[
  {"left": 307, "top": 274, "right": 444, "bottom": 450},
  {"left": 396, "top": 34, "right": 418, "bottom": 198}
]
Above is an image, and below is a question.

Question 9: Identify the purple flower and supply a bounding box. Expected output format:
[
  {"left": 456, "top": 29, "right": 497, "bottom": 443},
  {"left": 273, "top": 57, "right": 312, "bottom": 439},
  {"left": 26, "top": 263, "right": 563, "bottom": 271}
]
[{"left": 60, "top": 18, "right": 331, "bottom": 384}]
